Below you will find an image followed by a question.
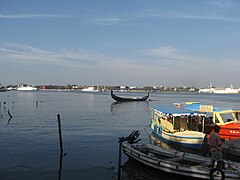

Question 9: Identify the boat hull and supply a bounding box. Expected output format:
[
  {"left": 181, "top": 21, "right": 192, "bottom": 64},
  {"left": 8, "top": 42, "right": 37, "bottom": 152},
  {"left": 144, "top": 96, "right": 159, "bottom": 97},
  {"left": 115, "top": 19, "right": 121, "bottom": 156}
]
[{"left": 218, "top": 122, "right": 240, "bottom": 140}]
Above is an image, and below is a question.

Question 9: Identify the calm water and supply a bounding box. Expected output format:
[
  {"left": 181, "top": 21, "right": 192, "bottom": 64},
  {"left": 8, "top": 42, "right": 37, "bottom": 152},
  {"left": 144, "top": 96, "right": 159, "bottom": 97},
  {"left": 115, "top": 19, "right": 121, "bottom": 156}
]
[{"left": 0, "top": 91, "right": 239, "bottom": 180}]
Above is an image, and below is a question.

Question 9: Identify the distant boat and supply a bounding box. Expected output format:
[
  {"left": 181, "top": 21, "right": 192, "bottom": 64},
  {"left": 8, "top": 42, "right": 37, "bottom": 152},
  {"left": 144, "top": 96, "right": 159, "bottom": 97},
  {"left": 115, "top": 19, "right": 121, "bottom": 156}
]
[
  {"left": 17, "top": 84, "right": 38, "bottom": 91},
  {"left": 111, "top": 90, "right": 149, "bottom": 102},
  {"left": 199, "top": 84, "right": 240, "bottom": 94},
  {"left": 212, "top": 85, "right": 240, "bottom": 94},
  {"left": 81, "top": 86, "right": 102, "bottom": 92}
]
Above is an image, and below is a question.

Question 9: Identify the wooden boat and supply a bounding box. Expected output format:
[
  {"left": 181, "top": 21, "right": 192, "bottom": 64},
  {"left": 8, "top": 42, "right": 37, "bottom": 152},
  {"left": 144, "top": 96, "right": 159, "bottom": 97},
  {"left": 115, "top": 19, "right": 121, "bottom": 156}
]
[
  {"left": 183, "top": 102, "right": 240, "bottom": 140},
  {"left": 150, "top": 104, "right": 210, "bottom": 149},
  {"left": 119, "top": 131, "right": 240, "bottom": 180},
  {"left": 110, "top": 90, "right": 149, "bottom": 102},
  {"left": 121, "top": 141, "right": 240, "bottom": 180}
]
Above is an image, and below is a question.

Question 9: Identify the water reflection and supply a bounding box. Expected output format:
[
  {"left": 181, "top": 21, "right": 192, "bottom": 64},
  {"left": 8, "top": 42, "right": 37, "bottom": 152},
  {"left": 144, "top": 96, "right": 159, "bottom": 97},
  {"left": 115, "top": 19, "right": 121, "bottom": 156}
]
[
  {"left": 110, "top": 101, "right": 150, "bottom": 112},
  {"left": 148, "top": 133, "right": 171, "bottom": 150},
  {"left": 110, "top": 102, "right": 125, "bottom": 112},
  {"left": 148, "top": 133, "right": 205, "bottom": 156}
]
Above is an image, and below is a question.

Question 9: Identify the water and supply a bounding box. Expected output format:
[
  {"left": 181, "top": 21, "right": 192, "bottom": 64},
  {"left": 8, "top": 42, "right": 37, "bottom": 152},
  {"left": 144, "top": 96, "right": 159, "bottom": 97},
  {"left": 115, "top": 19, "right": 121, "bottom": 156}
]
[{"left": 0, "top": 91, "right": 239, "bottom": 180}]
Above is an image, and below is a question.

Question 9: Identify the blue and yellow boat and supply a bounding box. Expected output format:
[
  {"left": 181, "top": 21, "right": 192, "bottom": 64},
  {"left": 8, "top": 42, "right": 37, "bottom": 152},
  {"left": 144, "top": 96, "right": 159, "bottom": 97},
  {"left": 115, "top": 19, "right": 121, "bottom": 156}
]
[{"left": 150, "top": 103, "right": 208, "bottom": 149}]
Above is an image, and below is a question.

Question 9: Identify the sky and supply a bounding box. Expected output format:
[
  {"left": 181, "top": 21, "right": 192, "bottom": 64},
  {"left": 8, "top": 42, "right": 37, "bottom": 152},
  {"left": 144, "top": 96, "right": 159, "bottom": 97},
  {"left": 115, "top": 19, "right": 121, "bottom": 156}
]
[{"left": 1, "top": 0, "right": 240, "bottom": 87}]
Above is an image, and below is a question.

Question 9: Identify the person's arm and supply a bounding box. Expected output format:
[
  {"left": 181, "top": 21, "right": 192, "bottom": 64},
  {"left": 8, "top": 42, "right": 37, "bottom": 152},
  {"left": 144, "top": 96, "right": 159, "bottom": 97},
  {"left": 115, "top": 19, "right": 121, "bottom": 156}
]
[{"left": 216, "top": 136, "right": 223, "bottom": 150}]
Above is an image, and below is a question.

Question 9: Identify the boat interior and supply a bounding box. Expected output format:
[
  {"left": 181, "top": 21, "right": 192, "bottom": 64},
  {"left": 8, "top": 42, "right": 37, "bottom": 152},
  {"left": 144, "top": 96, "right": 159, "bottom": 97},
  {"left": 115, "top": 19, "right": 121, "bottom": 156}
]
[{"left": 154, "top": 113, "right": 214, "bottom": 134}]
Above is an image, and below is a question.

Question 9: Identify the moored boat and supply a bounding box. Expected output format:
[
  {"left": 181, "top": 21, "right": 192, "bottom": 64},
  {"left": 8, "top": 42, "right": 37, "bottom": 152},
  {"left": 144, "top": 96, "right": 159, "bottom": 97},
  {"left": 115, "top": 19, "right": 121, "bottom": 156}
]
[
  {"left": 110, "top": 90, "right": 149, "bottom": 102},
  {"left": 184, "top": 102, "right": 240, "bottom": 140},
  {"left": 119, "top": 131, "right": 240, "bottom": 180},
  {"left": 150, "top": 104, "right": 210, "bottom": 149}
]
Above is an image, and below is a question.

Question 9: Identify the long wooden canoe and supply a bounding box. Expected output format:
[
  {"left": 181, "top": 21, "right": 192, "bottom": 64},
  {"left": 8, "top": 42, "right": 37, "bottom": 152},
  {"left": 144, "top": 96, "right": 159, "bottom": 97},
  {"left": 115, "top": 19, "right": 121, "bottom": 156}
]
[{"left": 111, "top": 90, "right": 149, "bottom": 102}]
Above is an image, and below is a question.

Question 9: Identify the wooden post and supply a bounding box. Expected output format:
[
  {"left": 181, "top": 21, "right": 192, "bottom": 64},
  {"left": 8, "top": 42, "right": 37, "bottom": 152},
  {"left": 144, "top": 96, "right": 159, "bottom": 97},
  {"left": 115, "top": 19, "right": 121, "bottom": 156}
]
[
  {"left": 118, "top": 137, "right": 124, "bottom": 180},
  {"left": 57, "top": 114, "right": 63, "bottom": 180},
  {"left": 57, "top": 114, "right": 63, "bottom": 153},
  {"left": 58, "top": 150, "right": 63, "bottom": 180},
  {"left": 8, "top": 110, "right": 12, "bottom": 119}
]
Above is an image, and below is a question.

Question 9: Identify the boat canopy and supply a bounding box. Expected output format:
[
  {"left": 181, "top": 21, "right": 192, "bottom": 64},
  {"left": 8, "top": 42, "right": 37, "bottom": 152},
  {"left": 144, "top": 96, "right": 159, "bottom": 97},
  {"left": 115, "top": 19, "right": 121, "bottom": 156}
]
[
  {"left": 152, "top": 105, "right": 206, "bottom": 116},
  {"left": 183, "top": 102, "right": 240, "bottom": 113}
]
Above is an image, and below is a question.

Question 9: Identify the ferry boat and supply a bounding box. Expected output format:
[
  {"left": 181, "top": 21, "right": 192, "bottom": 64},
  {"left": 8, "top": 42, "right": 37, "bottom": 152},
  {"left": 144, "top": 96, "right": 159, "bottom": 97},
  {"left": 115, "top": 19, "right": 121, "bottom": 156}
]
[
  {"left": 150, "top": 104, "right": 208, "bottom": 149},
  {"left": 199, "top": 84, "right": 240, "bottom": 94},
  {"left": 212, "top": 85, "right": 240, "bottom": 94},
  {"left": 17, "top": 84, "right": 38, "bottom": 91}
]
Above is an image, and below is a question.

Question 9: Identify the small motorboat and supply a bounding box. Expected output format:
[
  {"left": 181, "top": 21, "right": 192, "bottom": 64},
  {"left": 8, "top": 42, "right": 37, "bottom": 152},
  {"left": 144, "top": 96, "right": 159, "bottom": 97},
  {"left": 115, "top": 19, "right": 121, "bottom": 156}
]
[
  {"left": 110, "top": 90, "right": 149, "bottom": 102},
  {"left": 118, "top": 131, "right": 240, "bottom": 180}
]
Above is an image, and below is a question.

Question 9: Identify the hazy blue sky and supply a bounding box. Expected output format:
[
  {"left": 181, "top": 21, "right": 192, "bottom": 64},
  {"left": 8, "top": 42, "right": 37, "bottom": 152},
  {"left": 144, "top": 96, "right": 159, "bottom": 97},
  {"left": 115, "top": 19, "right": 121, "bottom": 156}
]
[{"left": 1, "top": 0, "right": 240, "bottom": 87}]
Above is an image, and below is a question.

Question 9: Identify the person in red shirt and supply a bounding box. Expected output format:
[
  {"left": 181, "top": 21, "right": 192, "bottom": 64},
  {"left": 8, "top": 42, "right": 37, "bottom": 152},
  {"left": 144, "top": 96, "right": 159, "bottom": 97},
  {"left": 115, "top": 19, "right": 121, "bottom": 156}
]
[{"left": 209, "top": 125, "right": 225, "bottom": 169}]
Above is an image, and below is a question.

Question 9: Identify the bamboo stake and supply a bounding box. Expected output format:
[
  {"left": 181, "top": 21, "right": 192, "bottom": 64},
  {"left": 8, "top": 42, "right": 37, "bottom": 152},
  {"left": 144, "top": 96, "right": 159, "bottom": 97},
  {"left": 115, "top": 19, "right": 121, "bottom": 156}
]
[
  {"left": 57, "top": 114, "right": 63, "bottom": 180},
  {"left": 57, "top": 114, "right": 63, "bottom": 153}
]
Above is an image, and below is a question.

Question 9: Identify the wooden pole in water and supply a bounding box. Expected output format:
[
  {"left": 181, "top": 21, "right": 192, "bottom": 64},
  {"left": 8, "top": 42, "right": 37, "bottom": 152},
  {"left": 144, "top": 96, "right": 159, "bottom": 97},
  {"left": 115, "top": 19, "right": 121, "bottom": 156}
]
[
  {"left": 57, "top": 114, "right": 64, "bottom": 180},
  {"left": 118, "top": 137, "right": 124, "bottom": 180},
  {"left": 8, "top": 110, "right": 12, "bottom": 119},
  {"left": 57, "top": 114, "right": 63, "bottom": 153}
]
